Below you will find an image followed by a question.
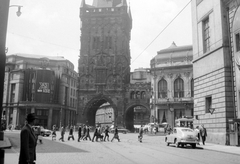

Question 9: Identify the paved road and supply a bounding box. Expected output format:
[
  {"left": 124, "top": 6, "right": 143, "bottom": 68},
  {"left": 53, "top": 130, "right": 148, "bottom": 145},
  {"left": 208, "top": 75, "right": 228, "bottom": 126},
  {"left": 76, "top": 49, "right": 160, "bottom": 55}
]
[{"left": 5, "top": 131, "right": 240, "bottom": 164}]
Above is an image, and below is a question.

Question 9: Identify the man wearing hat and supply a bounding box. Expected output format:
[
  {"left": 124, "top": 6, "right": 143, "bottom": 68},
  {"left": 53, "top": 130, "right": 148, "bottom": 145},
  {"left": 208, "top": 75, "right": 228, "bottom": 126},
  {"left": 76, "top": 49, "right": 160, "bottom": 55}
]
[{"left": 19, "top": 113, "right": 37, "bottom": 164}]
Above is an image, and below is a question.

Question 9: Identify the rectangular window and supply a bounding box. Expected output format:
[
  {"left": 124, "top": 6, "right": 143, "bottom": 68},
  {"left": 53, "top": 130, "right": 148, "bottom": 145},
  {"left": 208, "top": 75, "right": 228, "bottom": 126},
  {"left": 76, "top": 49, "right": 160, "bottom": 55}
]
[
  {"left": 203, "top": 17, "right": 210, "bottom": 53},
  {"left": 236, "top": 33, "right": 240, "bottom": 52},
  {"left": 205, "top": 96, "right": 212, "bottom": 113},
  {"left": 10, "top": 84, "right": 16, "bottom": 103}
]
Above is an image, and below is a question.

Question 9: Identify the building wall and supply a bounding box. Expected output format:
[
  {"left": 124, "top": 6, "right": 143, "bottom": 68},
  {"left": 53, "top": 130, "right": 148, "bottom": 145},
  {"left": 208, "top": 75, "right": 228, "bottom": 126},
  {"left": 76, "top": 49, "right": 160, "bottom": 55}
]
[{"left": 192, "top": 0, "right": 239, "bottom": 145}]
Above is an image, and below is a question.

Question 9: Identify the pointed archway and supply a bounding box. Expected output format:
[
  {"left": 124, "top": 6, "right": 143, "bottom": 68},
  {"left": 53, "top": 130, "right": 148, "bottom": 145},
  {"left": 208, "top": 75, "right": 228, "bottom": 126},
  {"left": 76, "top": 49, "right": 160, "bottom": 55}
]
[{"left": 83, "top": 94, "right": 117, "bottom": 126}]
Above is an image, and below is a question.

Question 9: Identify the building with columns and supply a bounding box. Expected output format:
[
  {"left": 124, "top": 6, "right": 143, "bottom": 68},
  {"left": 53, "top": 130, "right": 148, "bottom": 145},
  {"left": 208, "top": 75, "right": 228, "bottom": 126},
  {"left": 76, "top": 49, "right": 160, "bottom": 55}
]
[
  {"left": 3, "top": 54, "right": 78, "bottom": 130},
  {"left": 192, "top": 0, "right": 240, "bottom": 145},
  {"left": 150, "top": 42, "right": 193, "bottom": 128}
]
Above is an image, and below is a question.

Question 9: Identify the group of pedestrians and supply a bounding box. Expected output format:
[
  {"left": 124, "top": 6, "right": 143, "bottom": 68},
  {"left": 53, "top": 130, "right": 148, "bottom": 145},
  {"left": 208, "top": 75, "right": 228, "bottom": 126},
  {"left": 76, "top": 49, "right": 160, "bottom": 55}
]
[
  {"left": 56, "top": 124, "right": 120, "bottom": 143},
  {"left": 194, "top": 124, "right": 207, "bottom": 145}
]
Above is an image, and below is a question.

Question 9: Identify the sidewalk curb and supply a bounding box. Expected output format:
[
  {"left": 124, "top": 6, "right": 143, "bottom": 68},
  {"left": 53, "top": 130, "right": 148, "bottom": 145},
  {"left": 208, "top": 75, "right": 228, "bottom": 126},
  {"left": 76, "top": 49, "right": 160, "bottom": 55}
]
[{"left": 198, "top": 146, "right": 240, "bottom": 156}]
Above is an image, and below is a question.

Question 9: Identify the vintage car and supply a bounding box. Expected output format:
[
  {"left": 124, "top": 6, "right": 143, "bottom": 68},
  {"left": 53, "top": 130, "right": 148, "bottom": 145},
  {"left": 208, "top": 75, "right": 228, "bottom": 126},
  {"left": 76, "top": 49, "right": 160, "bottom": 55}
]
[
  {"left": 110, "top": 126, "right": 130, "bottom": 134},
  {"left": 32, "top": 126, "right": 52, "bottom": 137},
  {"left": 165, "top": 127, "right": 199, "bottom": 148}
]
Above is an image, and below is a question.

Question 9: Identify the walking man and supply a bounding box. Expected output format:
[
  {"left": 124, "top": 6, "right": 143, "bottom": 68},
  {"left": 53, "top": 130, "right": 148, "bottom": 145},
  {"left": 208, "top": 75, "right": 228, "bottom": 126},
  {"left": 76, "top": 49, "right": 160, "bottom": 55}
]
[
  {"left": 68, "top": 126, "right": 75, "bottom": 141},
  {"left": 52, "top": 125, "right": 57, "bottom": 141},
  {"left": 19, "top": 113, "right": 37, "bottom": 164},
  {"left": 111, "top": 126, "right": 120, "bottom": 142},
  {"left": 81, "top": 124, "right": 86, "bottom": 140},
  {"left": 83, "top": 125, "right": 91, "bottom": 141},
  {"left": 138, "top": 125, "right": 144, "bottom": 142},
  {"left": 59, "top": 126, "right": 65, "bottom": 142},
  {"left": 92, "top": 125, "right": 99, "bottom": 142},
  {"left": 104, "top": 125, "right": 110, "bottom": 142},
  {"left": 77, "top": 125, "right": 82, "bottom": 142},
  {"left": 200, "top": 124, "right": 207, "bottom": 145}
]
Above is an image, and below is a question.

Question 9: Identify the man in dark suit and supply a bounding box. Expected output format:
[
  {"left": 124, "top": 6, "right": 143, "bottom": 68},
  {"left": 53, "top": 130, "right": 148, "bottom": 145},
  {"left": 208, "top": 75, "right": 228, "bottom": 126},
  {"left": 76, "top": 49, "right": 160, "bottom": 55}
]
[
  {"left": 77, "top": 125, "right": 82, "bottom": 142},
  {"left": 19, "top": 113, "right": 37, "bottom": 164}
]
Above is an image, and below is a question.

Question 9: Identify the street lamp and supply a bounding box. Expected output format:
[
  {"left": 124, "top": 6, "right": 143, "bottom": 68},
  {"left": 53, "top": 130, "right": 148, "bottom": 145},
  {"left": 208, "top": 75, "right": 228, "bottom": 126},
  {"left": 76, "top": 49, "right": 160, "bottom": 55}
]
[{"left": 9, "top": 5, "right": 23, "bottom": 17}]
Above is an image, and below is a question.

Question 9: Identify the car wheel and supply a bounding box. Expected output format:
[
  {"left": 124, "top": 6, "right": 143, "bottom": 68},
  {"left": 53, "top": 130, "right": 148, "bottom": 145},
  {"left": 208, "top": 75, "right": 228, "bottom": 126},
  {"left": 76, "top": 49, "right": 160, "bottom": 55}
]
[
  {"left": 181, "top": 144, "right": 184, "bottom": 148},
  {"left": 174, "top": 139, "right": 179, "bottom": 148},
  {"left": 192, "top": 143, "right": 196, "bottom": 149},
  {"left": 165, "top": 138, "right": 169, "bottom": 146}
]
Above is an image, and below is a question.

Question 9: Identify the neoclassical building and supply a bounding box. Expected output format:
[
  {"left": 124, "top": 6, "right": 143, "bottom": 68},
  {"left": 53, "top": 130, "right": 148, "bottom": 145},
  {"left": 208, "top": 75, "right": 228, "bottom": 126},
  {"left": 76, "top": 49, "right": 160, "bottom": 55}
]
[
  {"left": 192, "top": 0, "right": 240, "bottom": 145},
  {"left": 3, "top": 54, "right": 78, "bottom": 130},
  {"left": 150, "top": 43, "right": 194, "bottom": 128}
]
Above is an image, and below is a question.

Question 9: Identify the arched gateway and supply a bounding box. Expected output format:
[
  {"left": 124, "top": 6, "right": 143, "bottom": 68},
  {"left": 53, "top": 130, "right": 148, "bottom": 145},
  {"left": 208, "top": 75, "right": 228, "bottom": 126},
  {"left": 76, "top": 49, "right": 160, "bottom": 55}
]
[{"left": 77, "top": 0, "right": 133, "bottom": 127}]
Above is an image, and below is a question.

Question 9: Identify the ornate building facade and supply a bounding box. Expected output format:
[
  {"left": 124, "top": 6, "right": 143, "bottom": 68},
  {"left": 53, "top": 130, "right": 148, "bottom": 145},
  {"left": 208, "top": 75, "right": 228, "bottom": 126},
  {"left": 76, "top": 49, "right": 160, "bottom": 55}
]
[
  {"left": 3, "top": 54, "right": 78, "bottom": 130},
  {"left": 128, "top": 68, "right": 151, "bottom": 129},
  {"left": 192, "top": 0, "right": 240, "bottom": 145},
  {"left": 78, "top": 0, "right": 132, "bottom": 127},
  {"left": 150, "top": 43, "right": 194, "bottom": 128}
]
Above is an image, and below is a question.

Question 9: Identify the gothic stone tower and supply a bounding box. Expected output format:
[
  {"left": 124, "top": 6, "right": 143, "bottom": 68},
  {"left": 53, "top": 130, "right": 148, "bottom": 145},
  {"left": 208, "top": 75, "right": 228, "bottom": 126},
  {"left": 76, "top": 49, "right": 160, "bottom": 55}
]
[{"left": 78, "top": 0, "right": 132, "bottom": 126}]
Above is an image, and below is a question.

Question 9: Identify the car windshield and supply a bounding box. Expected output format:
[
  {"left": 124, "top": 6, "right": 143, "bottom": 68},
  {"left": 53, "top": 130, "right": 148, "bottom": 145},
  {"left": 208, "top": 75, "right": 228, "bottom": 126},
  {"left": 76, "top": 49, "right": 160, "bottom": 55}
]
[{"left": 181, "top": 129, "right": 193, "bottom": 132}]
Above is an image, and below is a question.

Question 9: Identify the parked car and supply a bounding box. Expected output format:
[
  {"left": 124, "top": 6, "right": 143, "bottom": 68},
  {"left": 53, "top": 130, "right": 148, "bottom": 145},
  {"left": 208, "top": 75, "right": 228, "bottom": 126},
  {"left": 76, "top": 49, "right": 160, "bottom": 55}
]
[
  {"left": 110, "top": 126, "right": 129, "bottom": 134},
  {"left": 165, "top": 127, "right": 199, "bottom": 148},
  {"left": 32, "top": 126, "right": 52, "bottom": 137}
]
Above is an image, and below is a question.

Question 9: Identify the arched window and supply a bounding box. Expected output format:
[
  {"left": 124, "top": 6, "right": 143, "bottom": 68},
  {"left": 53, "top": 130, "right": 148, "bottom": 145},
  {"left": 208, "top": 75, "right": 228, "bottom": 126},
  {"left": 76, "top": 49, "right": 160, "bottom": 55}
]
[
  {"left": 136, "top": 91, "right": 141, "bottom": 99},
  {"left": 141, "top": 91, "right": 146, "bottom": 99},
  {"left": 174, "top": 78, "right": 184, "bottom": 98},
  {"left": 158, "top": 79, "right": 167, "bottom": 98},
  {"left": 130, "top": 91, "right": 135, "bottom": 99},
  {"left": 191, "top": 78, "right": 194, "bottom": 97}
]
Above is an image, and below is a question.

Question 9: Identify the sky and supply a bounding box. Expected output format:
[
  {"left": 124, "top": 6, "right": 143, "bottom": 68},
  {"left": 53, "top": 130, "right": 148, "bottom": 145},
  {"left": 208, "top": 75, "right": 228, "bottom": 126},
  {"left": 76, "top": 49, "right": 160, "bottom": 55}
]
[{"left": 6, "top": 0, "right": 193, "bottom": 72}]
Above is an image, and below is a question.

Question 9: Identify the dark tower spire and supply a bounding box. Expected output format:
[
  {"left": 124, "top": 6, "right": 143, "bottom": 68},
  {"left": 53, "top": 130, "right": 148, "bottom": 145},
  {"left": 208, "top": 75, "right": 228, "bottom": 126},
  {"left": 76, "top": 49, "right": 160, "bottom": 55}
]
[{"left": 80, "top": 0, "right": 86, "bottom": 8}]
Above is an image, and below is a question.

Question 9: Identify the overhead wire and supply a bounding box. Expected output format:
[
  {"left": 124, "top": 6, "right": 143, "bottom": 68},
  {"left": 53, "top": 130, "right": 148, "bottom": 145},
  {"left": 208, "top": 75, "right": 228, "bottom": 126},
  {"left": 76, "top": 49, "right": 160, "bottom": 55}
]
[
  {"left": 7, "top": 31, "right": 79, "bottom": 51},
  {"left": 131, "top": 0, "right": 193, "bottom": 64}
]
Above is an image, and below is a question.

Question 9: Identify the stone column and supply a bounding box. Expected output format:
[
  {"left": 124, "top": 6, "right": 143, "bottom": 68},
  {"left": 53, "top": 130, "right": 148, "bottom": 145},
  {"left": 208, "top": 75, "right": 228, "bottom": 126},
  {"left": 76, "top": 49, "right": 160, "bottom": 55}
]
[{"left": 48, "top": 108, "right": 53, "bottom": 130}]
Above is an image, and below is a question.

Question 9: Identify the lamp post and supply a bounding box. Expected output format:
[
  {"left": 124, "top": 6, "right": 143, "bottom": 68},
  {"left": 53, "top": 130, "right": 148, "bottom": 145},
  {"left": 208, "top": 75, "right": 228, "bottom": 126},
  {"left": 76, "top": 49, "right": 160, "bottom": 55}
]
[
  {"left": 0, "top": 3, "right": 22, "bottom": 162},
  {"left": 9, "top": 5, "right": 23, "bottom": 17},
  {"left": 0, "top": 1, "right": 10, "bottom": 163}
]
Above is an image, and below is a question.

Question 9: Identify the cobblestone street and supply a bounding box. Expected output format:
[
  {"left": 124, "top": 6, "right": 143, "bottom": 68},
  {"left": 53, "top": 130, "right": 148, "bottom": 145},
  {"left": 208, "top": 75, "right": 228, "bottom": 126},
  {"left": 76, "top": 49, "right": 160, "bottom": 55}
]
[{"left": 5, "top": 131, "right": 240, "bottom": 164}]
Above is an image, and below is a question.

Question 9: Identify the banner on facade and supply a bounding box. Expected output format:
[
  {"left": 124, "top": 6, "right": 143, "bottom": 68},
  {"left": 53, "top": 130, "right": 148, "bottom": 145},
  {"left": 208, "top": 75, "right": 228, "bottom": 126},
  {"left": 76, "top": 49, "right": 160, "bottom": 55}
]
[{"left": 35, "top": 70, "right": 54, "bottom": 102}]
